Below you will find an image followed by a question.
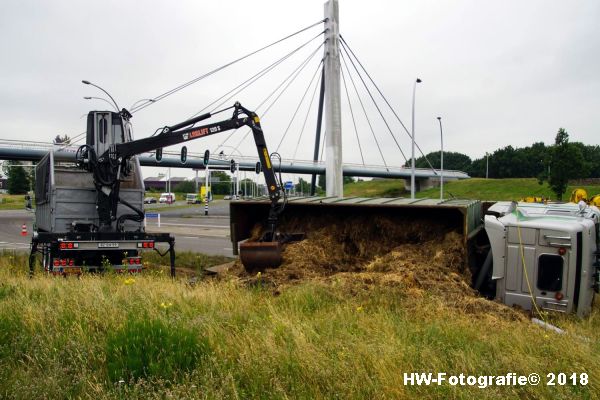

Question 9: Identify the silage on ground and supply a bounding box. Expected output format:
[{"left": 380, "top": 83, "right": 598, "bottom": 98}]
[{"left": 231, "top": 213, "right": 524, "bottom": 320}]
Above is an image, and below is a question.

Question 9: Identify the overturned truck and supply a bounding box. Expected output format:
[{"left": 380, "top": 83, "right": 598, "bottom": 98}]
[{"left": 231, "top": 197, "right": 600, "bottom": 317}]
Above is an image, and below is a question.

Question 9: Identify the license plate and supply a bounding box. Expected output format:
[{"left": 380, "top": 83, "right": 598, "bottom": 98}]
[{"left": 98, "top": 242, "right": 119, "bottom": 248}]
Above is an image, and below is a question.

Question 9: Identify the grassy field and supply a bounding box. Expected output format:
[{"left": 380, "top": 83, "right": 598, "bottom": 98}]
[
  {"left": 0, "top": 251, "right": 598, "bottom": 399},
  {"left": 345, "top": 178, "right": 600, "bottom": 201},
  {"left": 0, "top": 194, "right": 28, "bottom": 210}
]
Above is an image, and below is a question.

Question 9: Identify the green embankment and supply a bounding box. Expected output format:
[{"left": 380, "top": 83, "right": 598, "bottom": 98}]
[
  {"left": 345, "top": 178, "right": 600, "bottom": 201},
  {"left": 0, "top": 252, "right": 598, "bottom": 399}
]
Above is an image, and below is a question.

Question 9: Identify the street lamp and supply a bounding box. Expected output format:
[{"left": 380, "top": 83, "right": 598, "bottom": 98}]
[
  {"left": 437, "top": 116, "right": 444, "bottom": 200},
  {"left": 411, "top": 78, "right": 422, "bottom": 199},
  {"left": 81, "top": 80, "right": 120, "bottom": 112},
  {"left": 83, "top": 96, "right": 118, "bottom": 112}
]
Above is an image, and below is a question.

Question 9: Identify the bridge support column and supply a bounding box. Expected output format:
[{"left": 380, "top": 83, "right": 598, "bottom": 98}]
[{"left": 324, "top": 0, "right": 343, "bottom": 197}]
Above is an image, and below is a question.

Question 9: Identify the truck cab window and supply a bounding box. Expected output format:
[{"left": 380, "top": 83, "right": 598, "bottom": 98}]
[
  {"left": 97, "top": 115, "right": 108, "bottom": 144},
  {"left": 537, "top": 254, "right": 563, "bottom": 292}
]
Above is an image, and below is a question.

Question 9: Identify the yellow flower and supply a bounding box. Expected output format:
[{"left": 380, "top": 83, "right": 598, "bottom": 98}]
[
  {"left": 256, "top": 271, "right": 262, "bottom": 278},
  {"left": 160, "top": 302, "right": 173, "bottom": 309},
  {"left": 123, "top": 278, "right": 135, "bottom": 285},
  {"left": 356, "top": 306, "right": 363, "bottom": 312}
]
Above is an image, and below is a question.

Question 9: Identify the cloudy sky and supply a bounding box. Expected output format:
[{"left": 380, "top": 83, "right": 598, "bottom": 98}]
[{"left": 1, "top": 0, "right": 598, "bottom": 180}]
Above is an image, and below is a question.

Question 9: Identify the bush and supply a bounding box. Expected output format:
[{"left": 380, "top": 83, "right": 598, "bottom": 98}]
[{"left": 106, "top": 317, "right": 211, "bottom": 382}]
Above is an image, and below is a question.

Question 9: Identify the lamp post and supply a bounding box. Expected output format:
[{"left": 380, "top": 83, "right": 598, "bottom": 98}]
[
  {"left": 82, "top": 80, "right": 120, "bottom": 111},
  {"left": 411, "top": 78, "right": 422, "bottom": 199},
  {"left": 486, "top": 152, "right": 489, "bottom": 179},
  {"left": 83, "top": 96, "right": 118, "bottom": 112},
  {"left": 437, "top": 116, "right": 444, "bottom": 200}
]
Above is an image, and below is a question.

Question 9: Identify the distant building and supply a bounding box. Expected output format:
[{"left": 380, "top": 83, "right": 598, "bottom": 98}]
[{"left": 143, "top": 176, "right": 188, "bottom": 191}]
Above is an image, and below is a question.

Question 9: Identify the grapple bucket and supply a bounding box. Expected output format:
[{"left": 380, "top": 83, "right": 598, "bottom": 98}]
[
  {"left": 239, "top": 241, "right": 282, "bottom": 272},
  {"left": 230, "top": 197, "right": 485, "bottom": 275}
]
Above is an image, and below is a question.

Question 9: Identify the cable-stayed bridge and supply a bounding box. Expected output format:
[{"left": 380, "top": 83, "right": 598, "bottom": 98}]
[{"left": 0, "top": 0, "right": 469, "bottom": 195}]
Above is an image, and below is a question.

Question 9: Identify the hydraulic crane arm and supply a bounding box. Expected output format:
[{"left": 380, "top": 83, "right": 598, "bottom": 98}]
[{"left": 77, "top": 102, "right": 283, "bottom": 232}]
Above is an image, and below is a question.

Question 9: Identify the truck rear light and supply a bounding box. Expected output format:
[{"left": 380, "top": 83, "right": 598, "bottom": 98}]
[
  {"left": 60, "top": 242, "right": 66, "bottom": 249},
  {"left": 67, "top": 242, "right": 73, "bottom": 249},
  {"left": 129, "top": 258, "right": 134, "bottom": 265},
  {"left": 555, "top": 292, "right": 564, "bottom": 301},
  {"left": 149, "top": 242, "right": 154, "bottom": 248},
  {"left": 69, "top": 259, "right": 74, "bottom": 266},
  {"left": 53, "top": 259, "right": 59, "bottom": 267},
  {"left": 135, "top": 258, "right": 141, "bottom": 264},
  {"left": 61, "top": 259, "right": 67, "bottom": 266},
  {"left": 558, "top": 247, "right": 567, "bottom": 256}
]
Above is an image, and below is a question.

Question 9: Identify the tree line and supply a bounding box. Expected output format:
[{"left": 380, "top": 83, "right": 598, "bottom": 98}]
[
  {"left": 410, "top": 128, "right": 598, "bottom": 199},
  {"left": 411, "top": 129, "right": 599, "bottom": 180}
]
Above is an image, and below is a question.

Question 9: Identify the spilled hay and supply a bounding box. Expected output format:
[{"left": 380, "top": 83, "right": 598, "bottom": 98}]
[{"left": 231, "top": 212, "right": 523, "bottom": 320}]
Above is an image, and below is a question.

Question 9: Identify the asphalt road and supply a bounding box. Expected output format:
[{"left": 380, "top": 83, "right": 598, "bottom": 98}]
[{"left": 0, "top": 202, "right": 234, "bottom": 257}]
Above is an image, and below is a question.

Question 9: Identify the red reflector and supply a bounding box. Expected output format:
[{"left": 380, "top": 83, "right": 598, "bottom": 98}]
[
  {"left": 53, "top": 260, "right": 59, "bottom": 266},
  {"left": 558, "top": 247, "right": 567, "bottom": 256},
  {"left": 135, "top": 258, "right": 141, "bottom": 264},
  {"left": 61, "top": 259, "right": 66, "bottom": 266},
  {"left": 67, "top": 242, "right": 73, "bottom": 249},
  {"left": 69, "top": 259, "right": 74, "bottom": 266},
  {"left": 555, "top": 292, "right": 564, "bottom": 301},
  {"left": 60, "top": 243, "right": 66, "bottom": 249},
  {"left": 143, "top": 242, "right": 148, "bottom": 248},
  {"left": 149, "top": 242, "right": 154, "bottom": 248},
  {"left": 129, "top": 258, "right": 134, "bottom": 265}
]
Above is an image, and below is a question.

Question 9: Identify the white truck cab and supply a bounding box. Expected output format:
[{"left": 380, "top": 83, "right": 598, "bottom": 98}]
[{"left": 485, "top": 201, "right": 600, "bottom": 317}]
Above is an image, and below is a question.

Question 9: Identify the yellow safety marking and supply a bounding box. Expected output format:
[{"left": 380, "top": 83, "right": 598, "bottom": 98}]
[
  {"left": 254, "top": 116, "right": 260, "bottom": 123},
  {"left": 263, "top": 148, "right": 272, "bottom": 169}
]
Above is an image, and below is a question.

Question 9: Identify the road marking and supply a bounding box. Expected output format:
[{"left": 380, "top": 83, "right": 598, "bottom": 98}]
[
  {"left": 159, "top": 222, "right": 228, "bottom": 229},
  {"left": 223, "top": 247, "right": 233, "bottom": 251}
]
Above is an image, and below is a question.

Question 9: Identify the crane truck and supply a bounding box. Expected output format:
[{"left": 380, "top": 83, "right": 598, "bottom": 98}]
[{"left": 29, "top": 102, "right": 292, "bottom": 276}]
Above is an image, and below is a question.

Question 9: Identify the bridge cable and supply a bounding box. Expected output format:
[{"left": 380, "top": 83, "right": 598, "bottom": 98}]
[
  {"left": 339, "top": 43, "right": 407, "bottom": 164},
  {"left": 214, "top": 42, "right": 324, "bottom": 154},
  {"left": 228, "top": 48, "right": 324, "bottom": 153},
  {"left": 339, "top": 51, "right": 389, "bottom": 169},
  {"left": 131, "top": 19, "right": 325, "bottom": 114},
  {"left": 275, "top": 59, "right": 324, "bottom": 153},
  {"left": 340, "top": 63, "right": 365, "bottom": 166},
  {"left": 188, "top": 30, "right": 326, "bottom": 122},
  {"left": 340, "top": 35, "right": 437, "bottom": 173},
  {"left": 292, "top": 65, "right": 323, "bottom": 161}
]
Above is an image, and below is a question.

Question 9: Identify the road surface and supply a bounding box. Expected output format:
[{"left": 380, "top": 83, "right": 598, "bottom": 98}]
[{"left": 0, "top": 202, "right": 234, "bottom": 256}]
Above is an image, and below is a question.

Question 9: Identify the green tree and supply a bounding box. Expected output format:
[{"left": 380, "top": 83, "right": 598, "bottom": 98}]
[
  {"left": 295, "top": 177, "right": 310, "bottom": 194},
  {"left": 539, "top": 128, "right": 588, "bottom": 200},
  {"left": 53, "top": 134, "right": 71, "bottom": 145},
  {"left": 318, "top": 174, "right": 326, "bottom": 191},
  {"left": 414, "top": 151, "right": 472, "bottom": 172},
  {"left": 174, "top": 181, "right": 196, "bottom": 193},
  {"left": 210, "top": 171, "right": 232, "bottom": 195},
  {"left": 2, "top": 161, "right": 30, "bottom": 194}
]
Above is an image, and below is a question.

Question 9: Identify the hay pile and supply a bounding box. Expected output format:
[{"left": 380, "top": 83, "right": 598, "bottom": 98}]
[{"left": 230, "top": 213, "right": 523, "bottom": 319}]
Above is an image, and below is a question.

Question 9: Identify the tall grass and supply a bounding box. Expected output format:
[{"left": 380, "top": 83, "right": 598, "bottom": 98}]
[{"left": 0, "top": 252, "right": 598, "bottom": 399}]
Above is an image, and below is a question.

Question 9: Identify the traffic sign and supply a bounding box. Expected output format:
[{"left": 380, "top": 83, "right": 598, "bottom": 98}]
[{"left": 284, "top": 181, "right": 294, "bottom": 190}]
